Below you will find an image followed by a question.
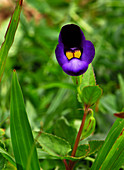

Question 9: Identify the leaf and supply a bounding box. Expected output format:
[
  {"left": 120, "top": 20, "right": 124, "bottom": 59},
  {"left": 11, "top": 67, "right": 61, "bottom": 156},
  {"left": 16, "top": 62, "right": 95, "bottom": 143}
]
[
  {"left": 118, "top": 74, "right": 124, "bottom": 106},
  {"left": 114, "top": 112, "right": 124, "bottom": 118},
  {"left": 10, "top": 70, "right": 40, "bottom": 170},
  {"left": 76, "top": 140, "right": 104, "bottom": 158},
  {"left": 0, "top": 146, "right": 16, "bottom": 167},
  {"left": 34, "top": 131, "right": 71, "bottom": 157},
  {"left": 36, "top": 140, "right": 104, "bottom": 161},
  {"left": 81, "top": 85, "right": 102, "bottom": 106},
  {"left": 53, "top": 117, "right": 77, "bottom": 147},
  {"left": 80, "top": 64, "right": 96, "bottom": 90},
  {"left": 43, "top": 88, "right": 68, "bottom": 130},
  {"left": 37, "top": 149, "right": 55, "bottom": 160},
  {"left": 0, "top": 0, "right": 23, "bottom": 82},
  {"left": 41, "top": 82, "right": 75, "bottom": 90},
  {"left": 91, "top": 118, "right": 124, "bottom": 170},
  {"left": 100, "top": 132, "right": 124, "bottom": 170}
]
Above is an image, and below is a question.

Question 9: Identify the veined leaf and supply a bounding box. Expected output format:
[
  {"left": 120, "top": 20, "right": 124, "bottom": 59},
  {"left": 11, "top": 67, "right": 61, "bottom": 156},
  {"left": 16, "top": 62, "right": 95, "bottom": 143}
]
[
  {"left": 34, "top": 131, "right": 71, "bottom": 157},
  {"left": 36, "top": 140, "right": 104, "bottom": 161},
  {"left": 81, "top": 64, "right": 96, "bottom": 90},
  {"left": 0, "top": 0, "right": 23, "bottom": 82},
  {"left": 91, "top": 118, "right": 124, "bottom": 170},
  {"left": 76, "top": 140, "right": 104, "bottom": 158},
  {"left": 54, "top": 117, "right": 77, "bottom": 147},
  {"left": 10, "top": 70, "right": 40, "bottom": 170},
  {"left": 81, "top": 85, "right": 102, "bottom": 106},
  {"left": 100, "top": 132, "right": 124, "bottom": 170}
]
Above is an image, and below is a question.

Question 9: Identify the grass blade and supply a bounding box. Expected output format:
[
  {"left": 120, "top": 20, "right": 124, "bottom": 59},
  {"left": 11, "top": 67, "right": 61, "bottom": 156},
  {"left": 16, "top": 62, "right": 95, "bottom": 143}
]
[
  {"left": 91, "top": 118, "right": 124, "bottom": 170},
  {"left": 0, "top": 0, "right": 23, "bottom": 82},
  {"left": 0, "top": 146, "right": 16, "bottom": 167},
  {"left": 10, "top": 70, "right": 40, "bottom": 170}
]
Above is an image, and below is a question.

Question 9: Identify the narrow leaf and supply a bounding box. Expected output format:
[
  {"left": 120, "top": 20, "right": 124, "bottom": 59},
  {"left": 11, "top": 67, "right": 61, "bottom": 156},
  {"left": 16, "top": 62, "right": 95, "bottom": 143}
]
[
  {"left": 100, "top": 132, "right": 124, "bottom": 170},
  {"left": 34, "top": 131, "right": 71, "bottom": 157},
  {"left": 0, "top": 0, "right": 23, "bottom": 82},
  {"left": 91, "top": 118, "right": 124, "bottom": 170},
  {"left": 0, "top": 146, "right": 16, "bottom": 167},
  {"left": 10, "top": 70, "right": 40, "bottom": 170}
]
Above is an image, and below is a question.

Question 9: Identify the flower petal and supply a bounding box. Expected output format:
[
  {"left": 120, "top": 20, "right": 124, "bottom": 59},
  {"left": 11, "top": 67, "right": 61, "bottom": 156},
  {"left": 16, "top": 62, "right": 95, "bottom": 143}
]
[
  {"left": 81, "top": 40, "right": 95, "bottom": 64},
  {"left": 59, "top": 24, "right": 85, "bottom": 48},
  {"left": 55, "top": 43, "right": 68, "bottom": 67},
  {"left": 62, "top": 59, "right": 88, "bottom": 76}
]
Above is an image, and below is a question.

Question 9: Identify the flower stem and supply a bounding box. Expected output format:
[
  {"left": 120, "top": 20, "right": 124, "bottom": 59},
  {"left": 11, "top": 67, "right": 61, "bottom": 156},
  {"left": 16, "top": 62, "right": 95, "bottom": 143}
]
[
  {"left": 68, "top": 105, "right": 88, "bottom": 169},
  {"left": 63, "top": 159, "right": 69, "bottom": 170}
]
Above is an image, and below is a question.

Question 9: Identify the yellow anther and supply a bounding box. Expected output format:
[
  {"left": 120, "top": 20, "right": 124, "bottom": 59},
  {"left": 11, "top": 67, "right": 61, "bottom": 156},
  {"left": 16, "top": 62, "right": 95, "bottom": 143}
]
[
  {"left": 66, "top": 51, "right": 73, "bottom": 60},
  {"left": 74, "top": 50, "right": 81, "bottom": 59}
]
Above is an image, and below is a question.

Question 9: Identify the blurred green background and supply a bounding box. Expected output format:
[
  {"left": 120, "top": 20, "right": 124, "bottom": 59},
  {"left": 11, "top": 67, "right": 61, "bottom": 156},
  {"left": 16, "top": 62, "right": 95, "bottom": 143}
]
[{"left": 0, "top": 0, "right": 124, "bottom": 169}]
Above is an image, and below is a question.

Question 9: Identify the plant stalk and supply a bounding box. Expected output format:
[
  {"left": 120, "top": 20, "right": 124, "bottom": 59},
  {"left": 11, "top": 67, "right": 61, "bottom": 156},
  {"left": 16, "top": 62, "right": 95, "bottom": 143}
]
[{"left": 68, "top": 105, "right": 88, "bottom": 169}]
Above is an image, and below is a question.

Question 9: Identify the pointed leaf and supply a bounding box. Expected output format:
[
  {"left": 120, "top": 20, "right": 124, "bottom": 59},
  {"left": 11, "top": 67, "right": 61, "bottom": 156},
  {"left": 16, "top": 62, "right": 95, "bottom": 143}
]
[
  {"left": 75, "top": 140, "right": 104, "bottom": 158},
  {"left": 10, "top": 70, "right": 40, "bottom": 170},
  {"left": 91, "top": 118, "right": 124, "bottom": 170},
  {"left": 54, "top": 117, "right": 77, "bottom": 147},
  {"left": 0, "top": 0, "right": 23, "bottom": 82},
  {"left": 81, "top": 64, "right": 96, "bottom": 90},
  {"left": 81, "top": 85, "right": 102, "bottom": 106},
  {"left": 36, "top": 141, "right": 104, "bottom": 161},
  {"left": 34, "top": 131, "right": 71, "bottom": 157},
  {"left": 100, "top": 132, "right": 124, "bottom": 170},
  {"left": 0, "top": 146, "right": 16, "bottom": 167}
]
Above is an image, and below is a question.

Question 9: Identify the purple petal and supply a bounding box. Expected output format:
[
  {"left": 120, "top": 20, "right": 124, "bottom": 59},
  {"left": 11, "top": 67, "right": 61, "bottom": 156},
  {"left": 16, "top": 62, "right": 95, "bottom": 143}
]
[
  {"left": 62, "top": 59, "right": 88, "bottom": 76},
  {"left": 81, "top": 40, "right": 95, "bottom": 64},
  {"left": 55, "top": 43, "right": 68, "bottom": 67}
]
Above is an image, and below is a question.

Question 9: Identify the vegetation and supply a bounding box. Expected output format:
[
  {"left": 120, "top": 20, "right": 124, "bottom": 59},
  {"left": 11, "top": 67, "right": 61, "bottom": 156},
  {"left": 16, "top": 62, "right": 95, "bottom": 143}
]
[{"left": 0, "top": 0, "right": 124, "bottom": 169}]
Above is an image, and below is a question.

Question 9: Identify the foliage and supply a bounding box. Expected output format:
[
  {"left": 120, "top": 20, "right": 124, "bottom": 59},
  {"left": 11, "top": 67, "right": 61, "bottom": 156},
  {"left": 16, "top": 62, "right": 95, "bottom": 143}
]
[{"left": 0, "top": 0, "right": 124, "bottom": 169}]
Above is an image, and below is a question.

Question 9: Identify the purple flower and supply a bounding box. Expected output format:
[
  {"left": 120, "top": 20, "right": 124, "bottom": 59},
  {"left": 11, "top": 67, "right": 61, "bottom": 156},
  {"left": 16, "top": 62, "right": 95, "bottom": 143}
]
[{"left": 55, "top": 24, "right": 95, "bottom": 76}]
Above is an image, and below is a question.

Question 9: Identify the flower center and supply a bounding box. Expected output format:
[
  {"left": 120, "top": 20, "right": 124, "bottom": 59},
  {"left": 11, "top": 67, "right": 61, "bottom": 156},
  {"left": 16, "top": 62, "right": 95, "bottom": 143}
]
[{"left": 66, "top": 50, "right": 81, "bottom": 60}]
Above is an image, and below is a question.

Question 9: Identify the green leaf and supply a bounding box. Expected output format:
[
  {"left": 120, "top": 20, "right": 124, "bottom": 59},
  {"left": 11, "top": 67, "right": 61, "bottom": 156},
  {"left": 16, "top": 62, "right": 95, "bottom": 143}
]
[
  {"left": 100, "top": 132, "right": 124, "bottom": 170},
  {"left": 34, "top": 131, "right": 71, "bottom": 157},
  {"left": 0, "top": 146, "right": 16, "bottom": 167},
  {"left": 76, "top": 140, "right": 104, "bottom": 158},
  {"left": 10, "top": 70, "right": 40, "bottom": 170},
  {"left": 91, "top": 118, "right": 124, "bottom": 170},
  {"left": 81, "top": 86, "right": 102, "bottom": 106},
  {"left": 118, "top": 74, "right": 124, "bottom": 106},
  {"left": 0, "top": 142, "right": 6, "bottom": 170},
  {"left": 36, "top": 139, "right": 103, "bottom": 161},
  {"left": 54, "top": 117, "right": 77, "bottom": 147},
  {"left": 0, "top": 0, "right": 23, "bottom": 82},
  {"left": 41, "top": 82, "right": 75, "bottom": 90},
  {"left": 37, "top": 149, "right": 55, "bottom": 160},
  {"left": 80, "top": 64, "right": 96, "bottom": 90}
]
